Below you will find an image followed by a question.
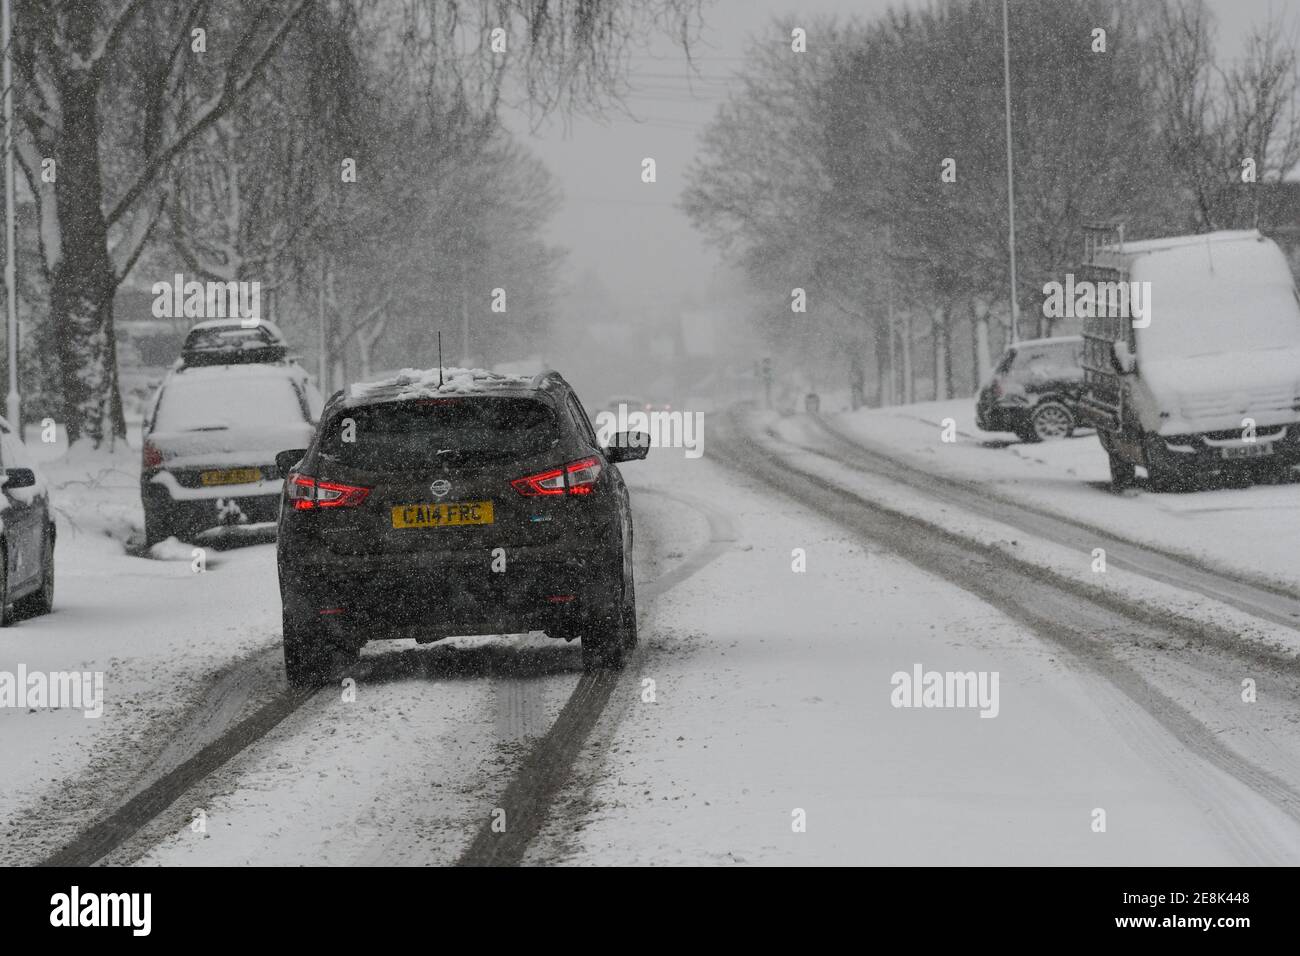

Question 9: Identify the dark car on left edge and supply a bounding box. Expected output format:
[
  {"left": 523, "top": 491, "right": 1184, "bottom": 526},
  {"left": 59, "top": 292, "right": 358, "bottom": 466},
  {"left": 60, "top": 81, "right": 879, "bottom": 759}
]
[{"left": 0, "top": 417, "right": 55, "bottom": 624}]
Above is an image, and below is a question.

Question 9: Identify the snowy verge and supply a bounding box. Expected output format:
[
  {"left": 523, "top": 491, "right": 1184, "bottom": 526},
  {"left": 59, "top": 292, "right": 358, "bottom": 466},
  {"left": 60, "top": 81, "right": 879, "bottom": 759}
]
[
  {"left": 798, "top": 398, "right": 1300, "bottom": 595},
  {"left": 763, "top": 413, "right": 1300, "bottom": 660}
]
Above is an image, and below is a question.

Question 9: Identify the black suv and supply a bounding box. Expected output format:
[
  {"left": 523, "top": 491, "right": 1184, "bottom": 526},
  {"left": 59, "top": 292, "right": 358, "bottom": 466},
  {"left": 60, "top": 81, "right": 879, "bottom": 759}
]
[
  {"left": 976, "top": 336, "right": 1085, "bottom": 442},
  {"left": 274, "top": 369, "right": 648, "bottom": 685}
]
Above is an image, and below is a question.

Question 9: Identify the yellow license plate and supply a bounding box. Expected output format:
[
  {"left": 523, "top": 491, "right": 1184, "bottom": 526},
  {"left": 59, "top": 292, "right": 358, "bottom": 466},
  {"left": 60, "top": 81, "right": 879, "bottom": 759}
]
[
  {"left": 200, "top": 467, "right": 262, "bottom": 486},
  {"left": 392, "top": 501, "right": 494, "bottom": 529}
]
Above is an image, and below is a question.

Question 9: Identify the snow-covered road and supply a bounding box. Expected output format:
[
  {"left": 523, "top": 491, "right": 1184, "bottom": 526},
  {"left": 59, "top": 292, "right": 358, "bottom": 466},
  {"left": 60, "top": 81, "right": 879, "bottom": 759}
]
[{"left": 5, "top": 405, "right": 1300, "bottom": 865}]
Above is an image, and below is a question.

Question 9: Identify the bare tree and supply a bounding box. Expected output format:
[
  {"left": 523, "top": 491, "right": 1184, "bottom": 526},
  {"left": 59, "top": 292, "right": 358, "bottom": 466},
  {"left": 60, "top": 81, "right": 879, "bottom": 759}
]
[
  {"left": 1149, "top": 0, "right": 1300, "bottom": 230},
  {"left": 11, "top": 0, "right": 702, "bottom": 446},
  {"left": 12, "top": 0, "right": 315, "bottom": 445}
]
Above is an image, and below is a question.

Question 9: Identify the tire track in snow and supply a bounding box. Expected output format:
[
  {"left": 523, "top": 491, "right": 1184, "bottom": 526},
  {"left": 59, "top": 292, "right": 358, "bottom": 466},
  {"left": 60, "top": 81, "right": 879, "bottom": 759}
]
[
  {"left": 715, "top": 409, "right": 1300, "bottom": 863},
  {"left": 801, "top": 413, "right": 1300, "bottom": 632},
  {"left": 455, "top": 488, "right": 735, "bottom": 867},
  {"left": 39, "top": 685, "right": 318, "bottom": 867},
  {"left": 39, "top": 489, "right": 733, "bottom": 868}
]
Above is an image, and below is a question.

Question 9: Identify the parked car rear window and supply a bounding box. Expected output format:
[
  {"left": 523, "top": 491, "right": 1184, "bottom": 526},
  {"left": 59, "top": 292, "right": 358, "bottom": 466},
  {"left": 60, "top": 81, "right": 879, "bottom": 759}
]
[
  {"left": 1013, "top": 342, "right": 1081, "bottom": 376},
  {"left": 153, "top": 375, "right": 308, "bottom": 432},
  {"left": 184, "top": 325, "right": 282, "bottom": 353},
  {"left": 319, "top": 397, "right": 560, "bottom": 470}
]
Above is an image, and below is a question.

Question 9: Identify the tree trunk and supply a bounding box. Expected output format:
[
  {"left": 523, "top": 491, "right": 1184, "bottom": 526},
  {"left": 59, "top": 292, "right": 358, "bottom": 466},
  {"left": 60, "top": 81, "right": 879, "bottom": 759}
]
[
  {"left": 51, "top": 69, "right": 124, "bottom": 446},
  {"left": 357, "top": 331, "right": 373, "bottom": 381},
  {"left": 873, "top": 316, "right": 891, "bottom": 408},
  {"left": 971, "top": 297, "right": 992, "bottom": 389},
  {"left": 932, "top": 306, "right": 947, "bottom": 401},
  {"left": 941, "top": 304, "right": 954, "bottom": 400},
  {"left": 848, "top": 349, "right": 865, "bottom": 410},
  {"left": 900, "top": 309, "right": 914, "bottom": 404}
]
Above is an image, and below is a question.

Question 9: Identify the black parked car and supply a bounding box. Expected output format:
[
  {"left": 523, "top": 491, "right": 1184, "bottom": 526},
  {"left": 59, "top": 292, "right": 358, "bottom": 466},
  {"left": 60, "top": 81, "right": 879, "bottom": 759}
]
[
  {"left": 180, "top": 319, "right": 288, "bottom": 367},
  {"left": 976, "top": 336, "right": 1085, "bottom": 442},
  {"left": 274, "top": 369, "right": 649, "bottom": 686},
  {"left": 0, "top": 418, "right": 55, "bottom": 624}
]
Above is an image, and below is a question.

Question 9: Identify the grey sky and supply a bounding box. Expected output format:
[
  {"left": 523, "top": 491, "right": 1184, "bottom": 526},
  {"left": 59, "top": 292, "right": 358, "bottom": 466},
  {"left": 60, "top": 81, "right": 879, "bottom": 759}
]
[{"left": 507, "top": 0, "right": 1294, "bottom": 306}]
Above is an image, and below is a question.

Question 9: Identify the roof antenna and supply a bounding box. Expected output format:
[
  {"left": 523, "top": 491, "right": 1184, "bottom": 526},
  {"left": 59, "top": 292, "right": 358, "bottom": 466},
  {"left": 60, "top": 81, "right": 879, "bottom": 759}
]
[{"left": 437, "top": 331, "right": 444, "bottom": 388}]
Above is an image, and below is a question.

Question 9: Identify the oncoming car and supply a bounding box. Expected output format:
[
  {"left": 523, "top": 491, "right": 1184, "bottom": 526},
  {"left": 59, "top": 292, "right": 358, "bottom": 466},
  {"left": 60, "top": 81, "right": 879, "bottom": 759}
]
[
  {"left": 274, "top": 368, "right": 649, "bottom": 685},
  {"left": 604, "top": 394, "right": 647, "bottom": 416},
  {"left": 141, "top": 362, "right": 321, "bottom": 545}
]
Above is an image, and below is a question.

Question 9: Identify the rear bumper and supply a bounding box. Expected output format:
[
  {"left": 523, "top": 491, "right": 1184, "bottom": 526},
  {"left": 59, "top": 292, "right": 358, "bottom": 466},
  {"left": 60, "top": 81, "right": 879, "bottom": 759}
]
[
  {"left": 278, "top": 546, "right": 619, "bottom": 644},
  {"left": 976, "top": 400, "right": 1026, "bottom": 433},
  {"left": 144, "top": 469, "right": 282, "bottom": 500},
  {"left": 143, "top": 479, "right": 281, "bottom": 531}
]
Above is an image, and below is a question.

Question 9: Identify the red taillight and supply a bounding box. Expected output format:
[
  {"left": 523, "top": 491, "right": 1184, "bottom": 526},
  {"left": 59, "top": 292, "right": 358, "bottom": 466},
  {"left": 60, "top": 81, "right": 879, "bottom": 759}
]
[
  {"left": 288, "top": 474, "right": 371, "bottom": 510},
  {"left": 990, "top": 379, "right": 1003, "bottom": 399},
  {"left": 564, "top": 457, "right": 601, "bottom": 494},
  {"left": 510, "top": 466, "right": 565, "bottom": 497},
  {"left": 512, "top": 457, "right": 602, "bottom": 497},
  {"left": 142, "top": 440, "right": 163, "bottom": 469}
]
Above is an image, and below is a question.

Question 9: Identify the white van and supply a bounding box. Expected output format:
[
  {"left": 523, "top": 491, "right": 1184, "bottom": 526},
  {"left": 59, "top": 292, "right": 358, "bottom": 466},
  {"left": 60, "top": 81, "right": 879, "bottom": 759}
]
[{"left": 1077, "top": 229, "right": 1300, "bottom": 491}]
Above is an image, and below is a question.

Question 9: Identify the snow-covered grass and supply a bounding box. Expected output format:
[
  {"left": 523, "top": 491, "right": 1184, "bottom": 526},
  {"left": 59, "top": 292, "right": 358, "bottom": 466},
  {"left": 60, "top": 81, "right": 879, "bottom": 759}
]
[
  {"left": 818, "top": 398, "right": 1300, "bottom": 594},
  {"left": 0, "top": 429, "right": 286, "bottom": 862}
]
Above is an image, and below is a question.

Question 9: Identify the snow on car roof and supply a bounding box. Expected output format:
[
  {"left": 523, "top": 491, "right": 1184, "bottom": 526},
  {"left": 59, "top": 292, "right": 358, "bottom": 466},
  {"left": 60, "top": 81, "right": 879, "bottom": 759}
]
[
  {"left": 169, "top": 361, "right": 305, "bottom": 384},
  {"left": 186, "top": 318, "right": 285, "bottom": 337},
  {"left": 1012, "top": 335, "right": 1082, "bottom": 348},
  {"left": 348, "top": 367, "right": 536, "bottom": 401}
]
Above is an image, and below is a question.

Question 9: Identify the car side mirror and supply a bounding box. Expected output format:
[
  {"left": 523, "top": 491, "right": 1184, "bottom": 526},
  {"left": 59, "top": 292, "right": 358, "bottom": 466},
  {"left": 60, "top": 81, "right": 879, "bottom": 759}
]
[
  {"left": 1110, "top": 340, "right": 1136, "bottom": 375},
  {"left": 276, "top": 449, "right": 307, "bottom": 479},
  {"left": 2, "top": 468, "right": 36, "bottom": 489},
  {"left": 605, "top": 432, "right": 650, "bottom": 463}
]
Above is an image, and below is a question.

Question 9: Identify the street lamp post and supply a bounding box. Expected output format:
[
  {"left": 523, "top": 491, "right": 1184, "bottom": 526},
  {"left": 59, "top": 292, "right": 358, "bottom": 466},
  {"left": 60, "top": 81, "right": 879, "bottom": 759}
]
[
  {"left": 3, "top": 0, "right": 18, "bottom": 426},
  {"left": 1001, "top": 0, "right": 1020, "bottom": 344}
]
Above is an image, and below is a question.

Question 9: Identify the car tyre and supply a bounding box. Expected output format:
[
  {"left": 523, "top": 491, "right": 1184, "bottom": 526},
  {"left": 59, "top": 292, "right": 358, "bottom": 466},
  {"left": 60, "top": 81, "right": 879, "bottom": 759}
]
[
  {"left": 1108, "top": 451, "right": 1136, "bottom": 492},
  {"left": 283, "top": 611, "right": 355, "bottom": 688},
  {"left": 1029, "top": 401, "right": 1075, "bottom": 441},
  {"left": 1145, "top": 463, "right": 1185, "bottom": 493},
  {"left": 0, "top": 547, "right": 10, "bottom": 627},
  {"left": 581, "top": 564, "right": 636, "bottom": 672},
  {"left": 143, "top": 501, "right": 172, "bottom": 548},
  {"left": 14, "top": 528, "right": 54, "bottom": 617}
]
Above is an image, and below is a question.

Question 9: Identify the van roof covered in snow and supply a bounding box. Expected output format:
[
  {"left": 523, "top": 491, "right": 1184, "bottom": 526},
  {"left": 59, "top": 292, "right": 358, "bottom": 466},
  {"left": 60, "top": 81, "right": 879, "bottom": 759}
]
[{"left": 1097, "top": 229, "right": 1264, "bottom": 263}]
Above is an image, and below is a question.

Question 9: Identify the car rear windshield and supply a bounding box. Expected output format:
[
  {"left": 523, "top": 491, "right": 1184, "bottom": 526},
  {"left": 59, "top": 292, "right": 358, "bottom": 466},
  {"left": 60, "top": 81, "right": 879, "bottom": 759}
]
[
  {"left": 185, "top": 326, "right": 280, "bottom": 353},
  {"left": 153, "top": 375, "right": 308, "bottom": 432},
  {"left": 1012, "top": 342, "right": 1081, "bottom": 373},
  {"left": 319, "top": 397, "right": 560, "bottom": 471}
]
